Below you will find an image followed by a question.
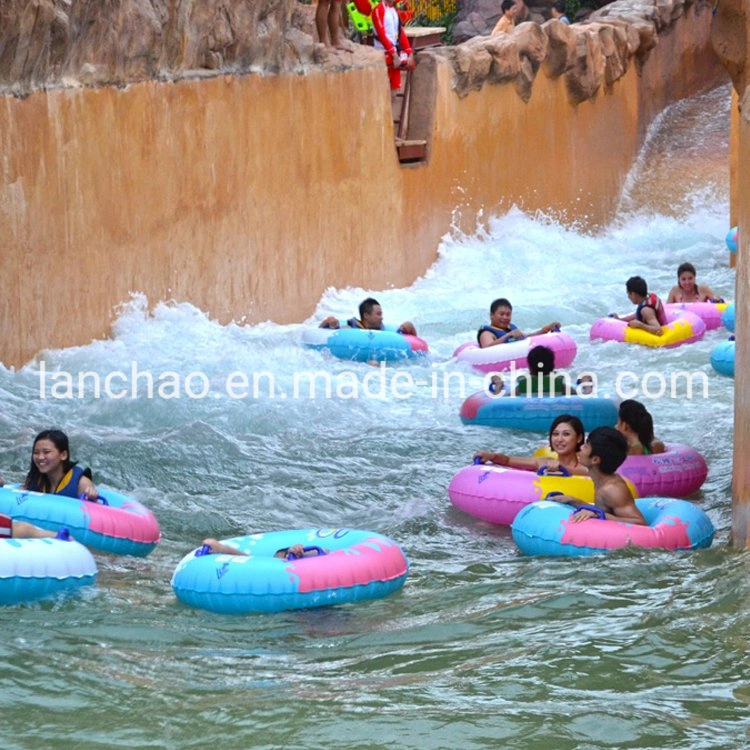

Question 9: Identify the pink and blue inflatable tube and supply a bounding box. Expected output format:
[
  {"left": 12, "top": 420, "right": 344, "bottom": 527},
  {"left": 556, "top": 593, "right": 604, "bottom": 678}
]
[
  {"left": 0, "top": 485, "right": 161, "bottom": 557},
  {"left": 171, "top": 528, "right": 409, "bottom": 614},
  {"left": 459, "top": 391, "right": 619, "bottom": 432},
  {"left": 618, "top": 443, "right": 708, "bottom": 498},
  {"left": 511, "top": 496, "right": 714, "bottom": 557},
  {"left": 453, "top": 331, "right": 577, "bottom": 374}
]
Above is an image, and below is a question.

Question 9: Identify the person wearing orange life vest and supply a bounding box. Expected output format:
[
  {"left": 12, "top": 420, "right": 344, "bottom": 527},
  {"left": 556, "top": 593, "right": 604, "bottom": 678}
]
[
  {"left": 610, "top": 276, "right": 667, "bottom": 335},
  {"left": 371, "top": 0, "right": 415, "bottom": 91}
]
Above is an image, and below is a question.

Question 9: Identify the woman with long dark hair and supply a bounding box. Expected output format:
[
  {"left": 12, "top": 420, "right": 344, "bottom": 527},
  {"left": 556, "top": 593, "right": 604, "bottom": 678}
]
[
  {"left": 474, "top": 414, "right": 588, "bottom": 475},
  {"left": 23, "top": 430, "right": 97, "bottom": 499},
  {"left": 616, "top": 400, "right": 665, "bottom": 455}
]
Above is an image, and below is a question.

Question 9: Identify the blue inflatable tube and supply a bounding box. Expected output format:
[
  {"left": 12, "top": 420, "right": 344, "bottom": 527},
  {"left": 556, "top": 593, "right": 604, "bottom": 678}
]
[
  {"left": 327, "top": 328, "right": 413, "bottom": 362},
  {"left": 721, "top": 302, "right": 735, "bottom": 332},
  {"left": 301, "top": 324, "right": 428, "bottom": 363},
  {"left": 172, "top": 528, "right": 409, "bottom": 614},
  {"left": 710, "top": 337, "right": 735, "bottom": 378},
  {"left": 459, "top": 391, "right": 619, "bottom": 432},
  {"left": 0, "top": 537, "right": 97, "bottom": 605},
  {"left": 726, "top": 226, "right": 738, "bottom": 254},
  {"left": 511, "top": 497, "right": 714, "bottom": 557}
]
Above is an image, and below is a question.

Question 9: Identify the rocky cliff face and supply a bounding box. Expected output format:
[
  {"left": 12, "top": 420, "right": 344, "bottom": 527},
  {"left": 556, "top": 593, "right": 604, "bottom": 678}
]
[
  {"left": 0, "top": 0, "right": 720, "bottom": 108},
  {"left": 710, "top": 0, "right": 747, "bottom": 97},
  {"left": 432, "top": 0, "right": 711, "bottom": 102},
  {"left": 0, "top": 0, "right": 354, "bottom": 93}
]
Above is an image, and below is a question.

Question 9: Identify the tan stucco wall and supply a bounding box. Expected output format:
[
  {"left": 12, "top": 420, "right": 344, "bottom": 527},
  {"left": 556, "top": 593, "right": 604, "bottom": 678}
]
[
  {"left": 733, "top": 86, "right": 750, "bottom": 546},
  {"left": 0, "top": 3, "right": 726, "bottom": 367}
]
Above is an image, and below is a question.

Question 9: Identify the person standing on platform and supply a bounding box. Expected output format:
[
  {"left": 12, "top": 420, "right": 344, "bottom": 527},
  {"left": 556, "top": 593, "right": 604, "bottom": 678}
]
[
  {"left": 492, "top": 0, "right": 519, "bottom": 35},
  {"left": 316, "top": 0, "right": 348, "bottom": 50},
  {"left": 372, "top": 0, "right": 416, "bottom": 94},
  {"left": 550, "top": 0, "right": 570, "bottom": 24}
]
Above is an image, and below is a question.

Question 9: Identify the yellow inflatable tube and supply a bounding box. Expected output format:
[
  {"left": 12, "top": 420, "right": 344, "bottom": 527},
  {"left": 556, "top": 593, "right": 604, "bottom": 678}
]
[{"left": 590, "top": 311, "right": 706, "bottom": 349}]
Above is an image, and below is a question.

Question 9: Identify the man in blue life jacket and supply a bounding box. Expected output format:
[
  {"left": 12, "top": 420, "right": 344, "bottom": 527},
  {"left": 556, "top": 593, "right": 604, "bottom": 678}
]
[
  {"left": 477, "top": 298, "right": 560, "bottom": 348},
  {"left": 319, "top": 297, "right": 417, "bottom": 336}
]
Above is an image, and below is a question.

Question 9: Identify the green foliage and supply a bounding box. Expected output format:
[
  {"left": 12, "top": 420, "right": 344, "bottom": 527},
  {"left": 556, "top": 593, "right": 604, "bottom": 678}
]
[
  {"left": 409, "top": 1, "right": 458, "bottom": 44},
  {"left": 565, "top": 0, "right": 581, "bottom": 18}
]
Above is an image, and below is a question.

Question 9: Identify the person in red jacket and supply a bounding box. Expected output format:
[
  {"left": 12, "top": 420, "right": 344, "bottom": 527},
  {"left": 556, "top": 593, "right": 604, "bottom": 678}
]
[{"left": 371, "top": 0, "right": 415, "bottom": 90}]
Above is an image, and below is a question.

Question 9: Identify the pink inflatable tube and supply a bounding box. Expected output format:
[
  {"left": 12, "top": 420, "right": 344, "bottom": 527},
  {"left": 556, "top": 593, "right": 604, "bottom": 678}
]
[
  {"left": 618, "top": 443, "right": 707, "bottom": 498},
  {"left": 448, "top": 464, "right": 612, "bottom": 526},
  {"left": 664, "top": 302, "right": 728, "bottom": 331},
  {"left": 453, "top": 331, "right": 577, "bottom": 373},
  {"left": 590, "top": 310, "right": 705, "bottom": 348},
  {"left": 534, "top": 443, "right": 708, "bottom": 498}
]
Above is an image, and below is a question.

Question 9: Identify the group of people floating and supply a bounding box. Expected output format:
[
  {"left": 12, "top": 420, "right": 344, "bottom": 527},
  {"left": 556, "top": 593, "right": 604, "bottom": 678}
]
[
  {"left": 1, "top": 430, "right": 319, "bottom": 561},
  {"left": 0, "top": 263, "right": 715, "bottom": 546},
  {"left": 312, "top": 262, "right": 718, "bottom": 529},
  {"left": 474, "top": 399, "right": 664, "bottom": 526}
]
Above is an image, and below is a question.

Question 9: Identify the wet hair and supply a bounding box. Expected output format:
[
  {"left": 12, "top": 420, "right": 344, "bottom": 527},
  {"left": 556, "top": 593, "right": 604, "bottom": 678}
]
[
  {"left": 527, "top": 344, "right": 555, "bottom": 375},
  {"left": 24, "top": 429, "right": 76, "bottom": 491},
  {"left": 618, "top": 399, "right": 656, "bottom": 448},
  {"left": 490, "top": 298, "right": 512, "bottom": 315},
  {"left": 677, "top": 262, "right": 697, "bottom": 278},
  {"left": 359, "top": 297, "right": 381, "bottom": 320},
  {"left": 548, "top": 414, "right": 585, "bottom": 451},
  {"left": 501, "top": 0, "right": 515, "bottom": 12},
  {"left": 626, "top": 276, "right": 648, "bottom": 296},
  {"left": 586, "top": 426, "right": 629, "bottom": 474},
  {"left": 552, "top": 0, "right": 566, "bottom": 12}
]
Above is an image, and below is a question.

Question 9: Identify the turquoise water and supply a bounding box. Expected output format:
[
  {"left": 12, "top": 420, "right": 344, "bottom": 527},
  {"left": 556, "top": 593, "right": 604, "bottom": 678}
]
[{"left": 2, "top": 84, "right": 747, "bottom": 749}]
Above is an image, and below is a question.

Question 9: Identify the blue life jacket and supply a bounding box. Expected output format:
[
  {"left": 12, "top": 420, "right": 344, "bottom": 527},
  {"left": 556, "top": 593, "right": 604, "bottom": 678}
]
[
  {"left": 477, "top": 323, "right": 518, "bottom": 345},
  {"left": 28, "top": 464, "right": 92, "bottom": 497},
  {"left": 347, "top": 317, "right": 385, "bottom": 330}
]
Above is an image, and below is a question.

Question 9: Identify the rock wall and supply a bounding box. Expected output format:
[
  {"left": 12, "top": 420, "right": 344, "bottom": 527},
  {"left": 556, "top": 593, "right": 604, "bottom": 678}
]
[
  {"left": 0, "top": 0, "right": 727, "bottom": 368},
  {"left": 0, "top": 0, "right": 324, "bottom": 90},
  {"left": 711, "top": 0, "right": 750, "bottom": 547}
]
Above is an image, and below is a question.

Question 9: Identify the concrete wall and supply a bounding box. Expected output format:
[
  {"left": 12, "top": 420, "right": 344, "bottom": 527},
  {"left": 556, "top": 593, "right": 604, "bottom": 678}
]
[
  {"left": 0, "top": 2, "right": 726, "bottom": 367},
  {"left": 734, "top": 91, "right": 750, "bottom": 545}
]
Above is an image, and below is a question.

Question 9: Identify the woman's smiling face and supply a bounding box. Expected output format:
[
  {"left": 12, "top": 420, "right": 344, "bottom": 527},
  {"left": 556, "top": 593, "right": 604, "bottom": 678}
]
[
  {"left": 550, "top": 422, "right": 582, "bottom": 457},
  {"left": 32, "top": 438, "right": 67, "bottom": 475}
]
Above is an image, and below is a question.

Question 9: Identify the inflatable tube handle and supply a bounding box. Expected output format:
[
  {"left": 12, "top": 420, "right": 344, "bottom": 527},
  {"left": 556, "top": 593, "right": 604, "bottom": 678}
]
[
  {"left": 287, "top": 545, "right": 327, "bottom": 560},
  {"left": 536, "top": 465, "right": 571, "bottom": 477},
  {"left": 473, "top": 456, "right": 482, "bottom": 465},
  {"left": 573, "top": 504, "right": 606, "bottom": 520},
  {"left": 544, "top": 491, "right": 564, "bottom": 500},
  {"left": 55, "top": 528, "right": 71, "bottom": 541},
  {"left": 81, "top": 493, "right": 110, "bottom": 506},
  {"left": 195, "top": 545, "right": 212, "bottom": 557},
  {"left": 729, "top": 335, "right": 735, "bottom": 342}
]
